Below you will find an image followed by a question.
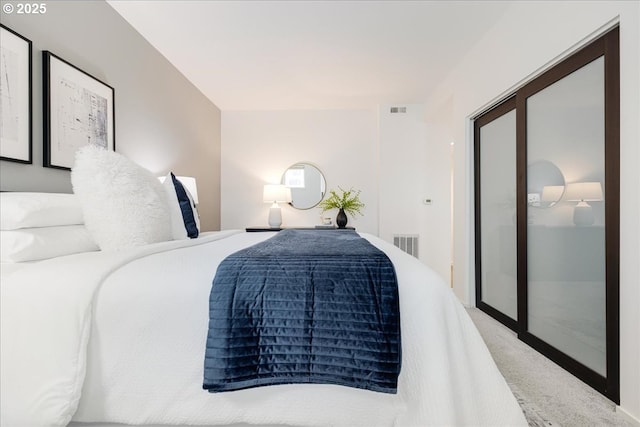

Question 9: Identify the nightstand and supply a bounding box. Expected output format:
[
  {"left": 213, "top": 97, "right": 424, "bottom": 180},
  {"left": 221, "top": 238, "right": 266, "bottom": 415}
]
[{"left": 245, "top": 227, "right": 283, "bottom": 232}]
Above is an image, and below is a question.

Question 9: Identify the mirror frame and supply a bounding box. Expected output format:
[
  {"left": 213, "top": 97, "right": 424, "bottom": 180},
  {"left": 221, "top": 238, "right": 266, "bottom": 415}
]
[
  {"left": 527, "top": 160, "right": 565, "bottom": 208},
  {"left": 281, "top": 162, "right": 326, "bottom": 210}
]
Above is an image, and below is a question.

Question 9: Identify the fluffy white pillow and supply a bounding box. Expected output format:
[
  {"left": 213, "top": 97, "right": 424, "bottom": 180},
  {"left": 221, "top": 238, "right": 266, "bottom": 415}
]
[
  {"left": 0, "top": 192, "right": 83, "bottom": 230},
  {"left": 161, "top": 173, "right": 200, "bottom": 240},
  {"left": 71, "top": 146, "right": 172, "bottom": 251},
  {"left": 0, "top": 225, "right": 99, "bottom": 263}
]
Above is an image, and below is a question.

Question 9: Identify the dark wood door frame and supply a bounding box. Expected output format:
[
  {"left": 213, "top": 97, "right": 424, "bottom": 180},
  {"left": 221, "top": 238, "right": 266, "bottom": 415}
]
[
  {"left": 473, "top": 96, "right": 518, "bottom": 332},
  {"left": 474, "top": 27, "right": 620, "bottom": 403}
]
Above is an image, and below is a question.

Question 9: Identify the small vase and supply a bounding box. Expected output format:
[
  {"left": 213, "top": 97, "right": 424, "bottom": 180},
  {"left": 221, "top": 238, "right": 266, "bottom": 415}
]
[{"left": 336, "top": 209, "right": 348, "bottom": 228}]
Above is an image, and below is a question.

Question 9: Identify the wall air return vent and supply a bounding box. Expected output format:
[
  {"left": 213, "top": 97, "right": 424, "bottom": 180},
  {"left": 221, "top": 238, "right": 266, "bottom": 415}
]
[
  {"left": 390, "top": 106, "right": 407, "bottom": 113},
  {"left": 393, "top": 234, "right": 419, "bottom": 258}
]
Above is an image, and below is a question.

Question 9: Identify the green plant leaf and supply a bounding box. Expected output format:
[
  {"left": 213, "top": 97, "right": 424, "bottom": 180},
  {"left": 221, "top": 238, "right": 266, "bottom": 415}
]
[{"left": 318, "top": 187, "right": 365, "bottom": 217}]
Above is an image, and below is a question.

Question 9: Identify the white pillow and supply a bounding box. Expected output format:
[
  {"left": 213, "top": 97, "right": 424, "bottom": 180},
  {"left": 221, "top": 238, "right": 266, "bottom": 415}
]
[
  {"left": 71, "top": 145, "right": 172, "bottom": 251},
  {"left": 0, "top": 192, "right": 83, "bottom": 230},
  {"left": 0, "top": 225, "right": 99, "bottom": 263},
  {"left": 161, "top": 173, "right": 200, "bottom": 240}
]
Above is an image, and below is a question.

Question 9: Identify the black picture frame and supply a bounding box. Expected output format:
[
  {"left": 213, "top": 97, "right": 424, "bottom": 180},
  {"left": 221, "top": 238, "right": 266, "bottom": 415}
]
[
  {"left": 43, "top": 51, "right": 115, "bottom": 170},
  {"left": 0, "top": 24, "right": 33, "bottom": 164}
]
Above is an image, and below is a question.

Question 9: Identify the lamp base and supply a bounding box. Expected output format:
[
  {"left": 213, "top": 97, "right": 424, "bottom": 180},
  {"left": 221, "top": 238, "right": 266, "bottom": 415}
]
[
  {"left": 268, "top": 205, "right": 282, "bottom": 227},
  {"left": 573, "top": 201, "right": 594, "bottom": 226}
]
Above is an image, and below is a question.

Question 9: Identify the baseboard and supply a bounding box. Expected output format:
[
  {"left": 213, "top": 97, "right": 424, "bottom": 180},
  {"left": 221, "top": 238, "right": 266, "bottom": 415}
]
[{"left": 616, "top": 406, "right": 640, "bottom": 426}]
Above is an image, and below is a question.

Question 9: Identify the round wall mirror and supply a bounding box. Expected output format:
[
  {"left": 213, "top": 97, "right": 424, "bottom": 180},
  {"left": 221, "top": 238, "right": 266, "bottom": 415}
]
[
  {"left": 281, "top": 163, "right": 326, "bottom": 210},
  {"left": 527, "top": 160, "right": 565, "bottom": 208}
]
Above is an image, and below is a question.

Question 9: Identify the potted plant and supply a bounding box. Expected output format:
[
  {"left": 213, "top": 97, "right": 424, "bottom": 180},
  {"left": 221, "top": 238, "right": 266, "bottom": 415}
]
[{"left": 318, "top": 187, "right": 365, "bottom": 228}]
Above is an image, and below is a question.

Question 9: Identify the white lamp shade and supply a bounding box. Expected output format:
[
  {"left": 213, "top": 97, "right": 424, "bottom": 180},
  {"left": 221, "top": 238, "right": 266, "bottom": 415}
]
[
  {"left": 263, "top": 184, "right": 291, "bottom": 203},
  {"left": 158, "top": 175, "right": 199, "bottom": 204},
  {"left": 564, "top": 182, "right": 603, "bottom": 202}
]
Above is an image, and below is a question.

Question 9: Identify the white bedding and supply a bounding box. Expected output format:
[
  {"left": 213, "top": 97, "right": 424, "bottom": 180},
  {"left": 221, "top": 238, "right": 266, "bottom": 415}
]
[{"left": 1, "top": 231, "right": 526, "bottom": 426}]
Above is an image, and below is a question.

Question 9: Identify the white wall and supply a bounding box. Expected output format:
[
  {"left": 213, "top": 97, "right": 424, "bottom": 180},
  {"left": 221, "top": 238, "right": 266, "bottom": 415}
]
[
  {"left": 221, "top": 110, "right": 379, "bottom": 234},
  {"left": 222, "top": 106, "right": 454, "bottom": 286},
  {"left": 423, "top": 99, "right": 455, "bottom": 286},
  {"left": 378, "top": 104, "right": 451, "bottom": 283},
  {"left": 0, "top": 1, "right": 222, "bottom": 231},
  {"left": 423, "top": 1, "right": 639, "bottom": 420}
]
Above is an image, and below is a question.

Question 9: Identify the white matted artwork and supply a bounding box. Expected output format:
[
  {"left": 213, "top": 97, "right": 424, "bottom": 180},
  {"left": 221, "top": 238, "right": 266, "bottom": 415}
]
[
  {"left": 0, "top": 24, "right": 32, "bottom": 163},
  {"left": 43, "top": 51, "right": 114, "bottom": 170}
]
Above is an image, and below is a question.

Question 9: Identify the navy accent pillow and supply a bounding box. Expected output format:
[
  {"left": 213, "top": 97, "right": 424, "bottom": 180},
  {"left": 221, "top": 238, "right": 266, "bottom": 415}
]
[{"left": 170, "top": 173, "right": 199, "bottom": 238}]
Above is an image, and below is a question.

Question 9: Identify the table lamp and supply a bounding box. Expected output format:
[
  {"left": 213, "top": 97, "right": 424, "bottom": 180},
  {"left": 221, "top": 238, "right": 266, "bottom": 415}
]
[
  {"left": 564, "top": 181, "right": 603, "bottom": 226},
  {"left": 263, "top": 184, "right": 290, "bottom": 227}
]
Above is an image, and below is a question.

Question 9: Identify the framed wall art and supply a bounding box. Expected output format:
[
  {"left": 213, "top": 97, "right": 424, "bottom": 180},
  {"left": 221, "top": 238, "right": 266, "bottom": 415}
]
[
  {"left": 0, "top": 24, "right": 33, "bottom": 164},
  {"left": 43, "top": 51, "right": 115, "bottom": 170}
]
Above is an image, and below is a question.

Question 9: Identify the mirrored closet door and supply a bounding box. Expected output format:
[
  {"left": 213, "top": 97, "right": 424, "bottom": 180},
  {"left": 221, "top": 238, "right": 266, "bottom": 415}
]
[
  {"left": 526, "top": 56, "right": 606, "bottom": 377},
  {"left": 474, "top": 27, "right": 619, "bottom": 403},
  {"left": 474, "top": 98, "right": 518, "bottom": 330}
]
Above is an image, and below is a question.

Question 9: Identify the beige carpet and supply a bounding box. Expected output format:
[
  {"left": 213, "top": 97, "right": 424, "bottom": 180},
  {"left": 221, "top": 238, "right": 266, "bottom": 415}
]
[{"left": 467, "top": 307, "right": 633, "bottom": 427}]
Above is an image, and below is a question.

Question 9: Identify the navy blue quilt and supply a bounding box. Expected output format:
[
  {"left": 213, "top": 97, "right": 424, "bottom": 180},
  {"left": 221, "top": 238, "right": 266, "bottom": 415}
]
[{"left": 203, "top": 229, "right": 401, "bottom": 394}]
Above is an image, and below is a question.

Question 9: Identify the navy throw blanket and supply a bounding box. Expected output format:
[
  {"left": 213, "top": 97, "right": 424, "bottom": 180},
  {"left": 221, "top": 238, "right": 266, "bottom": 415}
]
[{"left": 203, "top": 229, "right": 401, "bottom": 394}]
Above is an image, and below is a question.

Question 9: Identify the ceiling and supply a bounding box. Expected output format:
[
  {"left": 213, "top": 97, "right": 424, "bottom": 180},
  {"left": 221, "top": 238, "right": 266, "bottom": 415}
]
[{"left": 107, "top": 1, "right": 512, "bottom": 111}]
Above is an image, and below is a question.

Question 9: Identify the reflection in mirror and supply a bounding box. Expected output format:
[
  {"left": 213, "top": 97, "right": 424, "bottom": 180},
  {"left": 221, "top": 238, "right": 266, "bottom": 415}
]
[
  {"left": 281, "top": 163, "right": 326, "bottom": 210},
  {"left": 478, "top": 107, "right": 518, "bottom": 320},
  {"left": 527, "top": 160, "right": 565, "bottom": 208},
  {"left": 526, "top": 55, "right": 607, "bottom": 376}
]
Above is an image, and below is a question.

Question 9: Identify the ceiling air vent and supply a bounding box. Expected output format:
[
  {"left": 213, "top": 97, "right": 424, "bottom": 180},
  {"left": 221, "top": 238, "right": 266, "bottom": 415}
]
[{"left": 390, "top": 106, "right": 407, "bottom": 113}]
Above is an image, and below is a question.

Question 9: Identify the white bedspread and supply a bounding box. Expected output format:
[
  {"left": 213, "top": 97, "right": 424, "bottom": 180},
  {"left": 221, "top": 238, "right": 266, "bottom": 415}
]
[{"left": 1, "top": 231, "right": 526, "bottom": 426}]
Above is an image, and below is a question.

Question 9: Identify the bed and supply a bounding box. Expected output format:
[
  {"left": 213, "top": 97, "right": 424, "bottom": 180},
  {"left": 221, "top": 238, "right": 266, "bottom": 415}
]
[{"left": 0, "top": 148, "right": 526, "bottom": 426}]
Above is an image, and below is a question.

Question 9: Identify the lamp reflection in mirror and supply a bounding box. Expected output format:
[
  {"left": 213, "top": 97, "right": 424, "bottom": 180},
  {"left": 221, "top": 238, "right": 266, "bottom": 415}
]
[
  {"left": 263, "top": 184, "right": 291, "bottom": 227},
  {"left": 564, "top": 182, "right": 603, "bottom": 226}
]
